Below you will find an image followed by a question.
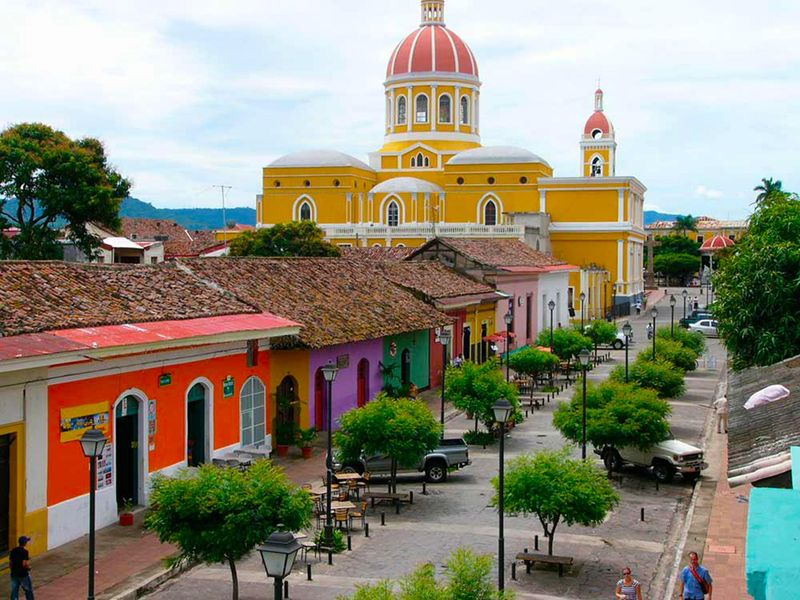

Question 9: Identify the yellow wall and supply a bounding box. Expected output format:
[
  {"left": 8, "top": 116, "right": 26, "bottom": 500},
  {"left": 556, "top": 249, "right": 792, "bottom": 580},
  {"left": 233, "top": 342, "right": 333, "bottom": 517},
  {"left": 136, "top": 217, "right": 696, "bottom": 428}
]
[
  {"left": 0, "top": 422, "right": 30, "bottom": 562},
  {"left": 583, "top": 147, "right": 611, "bottom": 177},
  {"left": 268, "top": 350, "right": 311, "bottom": 432},
  {"left": 545, "top": 188, "right": 621, "bottom": 222}
]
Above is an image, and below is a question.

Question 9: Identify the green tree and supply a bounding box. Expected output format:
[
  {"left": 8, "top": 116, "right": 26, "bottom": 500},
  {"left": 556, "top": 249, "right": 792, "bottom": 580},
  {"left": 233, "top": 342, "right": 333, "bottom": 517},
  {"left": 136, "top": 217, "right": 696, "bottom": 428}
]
[
  {"left": 753, "top": 177, "right": 783, "bottom": 205},
  {"left": 653, "top": 253, "right": 701, "bottom": 285},
  {"left": 714, "top": 190, "right": 800, "bottom": 369},
  {"left": 609, "top": 357, "right": 685, "bottom": 398},
  {"left": 145, "top": 461, "right": 312, "bottom": 600},
  {"left": 445, "top": 360, "right": 519, "bottom": 434},
  {"left": 335, "top": 394, "right": 441, "bottom": 493},
  {"left": 583, "top": 320, "right": 618, "bottom": 361},
  {"left": 507, "top": 347, "right": 559, "bottom": 383},
  {"left": 0, "top": 123, "right": 130, "bottom": 259},
  {"left": 638, "top": 338, "right": 699, "bottom": 372},
  {"left": 672, "top": 215, "right": 698, "bottom": 235},
  {"left": 493, "top": 450, "right": 619, "bottom": 555},
  {"left": 228, "top": 221, "right": 341, "bottom": 257},
  {"left": 535, "top": 328, "right": 592, "bottom": 364},
  {"left": 657, "top": 326, "right": 706, "bottom": 355},
  {"left": 553, "top": 381, "right": 671, "bottom": 472},
  {"left": 656, "top": 235, "right": 701, "bottom": 257}
]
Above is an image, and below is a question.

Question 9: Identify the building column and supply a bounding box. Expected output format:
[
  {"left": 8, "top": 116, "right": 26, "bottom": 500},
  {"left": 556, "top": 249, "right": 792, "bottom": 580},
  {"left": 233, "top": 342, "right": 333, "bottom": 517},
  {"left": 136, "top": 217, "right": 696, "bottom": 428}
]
[
  {"left": 346, "top": 192, "right": 353, "bottom": 224},
  {"left": 407, "top": 86, "right": 413, "bottom": 133},
  {"left": 389, "top": 89, "right": 395, "bottom": 134},
  {"left": 431, "top": 85, "right": 437, "bottom": 131}
]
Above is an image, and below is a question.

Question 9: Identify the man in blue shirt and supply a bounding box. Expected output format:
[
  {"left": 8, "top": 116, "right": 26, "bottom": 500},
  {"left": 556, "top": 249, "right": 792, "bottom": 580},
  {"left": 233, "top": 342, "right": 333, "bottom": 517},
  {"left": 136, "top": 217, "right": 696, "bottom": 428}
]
[{"left": 678, "top": 551, "right": 713, "bottom": 599}]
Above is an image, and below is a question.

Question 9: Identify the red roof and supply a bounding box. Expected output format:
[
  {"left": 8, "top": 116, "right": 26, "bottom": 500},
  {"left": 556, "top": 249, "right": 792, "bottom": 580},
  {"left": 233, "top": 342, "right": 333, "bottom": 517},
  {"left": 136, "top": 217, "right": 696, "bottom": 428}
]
[
  {"left": 700, "top": 234, "right": 736, "bottom": 252},
  {"left": 584, "top": 110, "right": 612, "bottom": 135},
  {"left": 387, "top": 25, "right": 478, "bottom": 79}
]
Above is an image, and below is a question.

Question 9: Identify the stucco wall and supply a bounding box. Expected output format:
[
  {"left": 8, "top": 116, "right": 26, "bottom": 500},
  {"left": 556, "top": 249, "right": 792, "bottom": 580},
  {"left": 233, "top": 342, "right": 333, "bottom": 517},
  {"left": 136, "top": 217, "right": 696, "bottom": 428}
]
[{"left": 383, "top": 330, "right": 430, "bottom": 391}]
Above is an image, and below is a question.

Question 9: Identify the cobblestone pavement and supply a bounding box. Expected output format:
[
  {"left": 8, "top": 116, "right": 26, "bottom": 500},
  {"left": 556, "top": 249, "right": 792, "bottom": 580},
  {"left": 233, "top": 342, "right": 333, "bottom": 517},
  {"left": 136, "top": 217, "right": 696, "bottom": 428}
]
[{"left": 150, "top": 290, "right": 725, "bottom": 600}]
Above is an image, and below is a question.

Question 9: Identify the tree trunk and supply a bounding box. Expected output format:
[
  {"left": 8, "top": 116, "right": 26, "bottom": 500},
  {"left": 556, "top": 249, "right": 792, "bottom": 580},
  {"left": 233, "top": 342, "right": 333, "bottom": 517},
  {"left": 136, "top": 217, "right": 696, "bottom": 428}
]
[
  {"left": 228, "top": 556, "right": 239, "bottom": 600},
  {"left": 548, "top": 517, "right": 560, "bottom": 556},
  {"left": 474, "top": 414, "right": 478, "bottom": 434},
  {"left": 390, "top": 458, "right": 397, "bottom": 494}
]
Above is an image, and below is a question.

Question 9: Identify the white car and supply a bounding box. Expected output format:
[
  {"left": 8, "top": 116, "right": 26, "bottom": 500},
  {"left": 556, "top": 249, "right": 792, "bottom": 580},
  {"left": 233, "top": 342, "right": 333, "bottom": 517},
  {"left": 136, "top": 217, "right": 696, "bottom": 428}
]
[
  {"left": 596, "top": 438, "right": 708, "bottom": 483},
  {"left": 611, "top": 331, "right": 633, "bottom": 349},
  {"left": 689, "top": 319, "right": 718, "bottom": 336}
]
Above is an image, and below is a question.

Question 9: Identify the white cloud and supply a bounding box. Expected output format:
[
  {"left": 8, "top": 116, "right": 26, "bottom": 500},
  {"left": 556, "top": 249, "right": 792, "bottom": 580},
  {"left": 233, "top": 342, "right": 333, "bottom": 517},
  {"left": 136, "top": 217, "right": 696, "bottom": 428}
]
[{"left": 694, "top": 186, "right": 724, "bottom": 199}]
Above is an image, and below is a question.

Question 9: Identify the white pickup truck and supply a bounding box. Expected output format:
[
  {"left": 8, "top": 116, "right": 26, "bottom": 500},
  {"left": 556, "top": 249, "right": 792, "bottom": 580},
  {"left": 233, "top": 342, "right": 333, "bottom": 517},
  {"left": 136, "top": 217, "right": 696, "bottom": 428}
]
[{"left": 595, "top": 438, "right": 708, "bottom": 483}]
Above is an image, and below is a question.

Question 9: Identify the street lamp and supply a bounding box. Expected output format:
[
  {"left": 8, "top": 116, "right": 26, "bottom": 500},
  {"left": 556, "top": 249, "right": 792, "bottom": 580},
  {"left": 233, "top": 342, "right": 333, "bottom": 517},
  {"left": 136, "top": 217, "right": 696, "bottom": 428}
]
[
  {"left": 547, "top": 300, "right": 556, "bottom": 351},
  {"left": 492, "top": 397, "right": 513, "bottom": 593},
  {"left": 503, "top": 311, "right": 513, "bottom": 383},
  {"left": 321, "top": 361, "right": 339, "bottom": 548},
  {"left": 80, "top": 427, "right": 108, "bottom": 600},
  {"left": 622, "top": 321, "right": 632, "bottom": 383},
  {"left": 650, "top": 307, "right": 658, "bottom": 360},
  {"left": 436, "top": 328, "right": 451, "bottom": 435},
  {"left": 258, "top": 528, "right": 302, "bottom": 600},
  {"left": 669, "top": 295, "right": 676, "bottom": 336},
  {"left": 579, "top": 292, "right": 586, "bottom": 331},
  {"left": 682, "top": 289, "right": 688, "bottom": 321},
  {"left": 578, "top": 349, "right": 591, "bottom": 460},
  {"left": 611, "top": 283, "right": 617, "bottom": 319}
]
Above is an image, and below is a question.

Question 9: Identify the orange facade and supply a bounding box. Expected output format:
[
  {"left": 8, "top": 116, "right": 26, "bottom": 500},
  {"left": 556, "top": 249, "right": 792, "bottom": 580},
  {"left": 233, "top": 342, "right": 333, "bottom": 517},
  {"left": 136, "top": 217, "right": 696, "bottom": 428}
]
[{"left": 47, "top": 348, "right": 271, "bottom": 507}]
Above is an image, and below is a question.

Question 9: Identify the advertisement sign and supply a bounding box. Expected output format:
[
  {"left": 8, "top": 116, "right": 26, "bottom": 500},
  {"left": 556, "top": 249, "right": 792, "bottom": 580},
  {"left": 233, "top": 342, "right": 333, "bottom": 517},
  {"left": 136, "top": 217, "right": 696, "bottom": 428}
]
[
  {"left": 59, "top": 401, "right": 110, "bottom": 442},
  {"left": 159, "top": 373, "right": 172, "bottom": 387},
  {"left": 96, "top": 443, "right": 113, "bottom": 490},
  {"left": 223, "top": 376, "right": 235, "bottom": 398},
  {"left": 148, "top": 399, "right": 157, "bottom": 451}
]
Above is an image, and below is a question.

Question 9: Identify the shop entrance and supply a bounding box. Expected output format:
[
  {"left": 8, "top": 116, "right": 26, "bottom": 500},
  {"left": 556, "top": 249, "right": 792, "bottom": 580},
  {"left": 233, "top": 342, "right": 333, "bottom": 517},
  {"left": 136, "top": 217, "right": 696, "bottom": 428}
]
[
  {"left": 115, "top": 396, "right": 140, "bottom": 507},
  {"left": 0, "top": 435, "right": 11, "bottom": 553},
  {"left": 187, "top": 383, "right": 207, "bottom": 467}
]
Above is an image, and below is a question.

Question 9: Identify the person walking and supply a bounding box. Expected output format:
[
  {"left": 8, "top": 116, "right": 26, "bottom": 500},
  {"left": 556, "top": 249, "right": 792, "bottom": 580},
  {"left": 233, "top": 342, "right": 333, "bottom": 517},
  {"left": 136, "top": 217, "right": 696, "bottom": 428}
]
[
  {"left": 615, "top": 566, "right": 643, "bottom": 599},
  {"left": 678, "top": 551, "right": 713, "bottom": 599},
  {"left": 9, "top": 535, "right": 34, "bottom": 600},
  {"left": 712, "top": 396, "right": 728, "bottom": 434}
]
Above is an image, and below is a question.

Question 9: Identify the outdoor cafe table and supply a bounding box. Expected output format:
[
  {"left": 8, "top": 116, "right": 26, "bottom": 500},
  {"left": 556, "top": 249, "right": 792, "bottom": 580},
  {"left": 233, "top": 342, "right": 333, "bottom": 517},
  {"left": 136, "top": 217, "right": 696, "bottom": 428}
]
[
  {"left": 330, "top": 501, "right": 356, "bottom": 511},
  {"left": 309, "top": 486, "right": 327, "bottom": 496},
  {"left": 334, "top": 472, "right": 362, "bottom": 481}
]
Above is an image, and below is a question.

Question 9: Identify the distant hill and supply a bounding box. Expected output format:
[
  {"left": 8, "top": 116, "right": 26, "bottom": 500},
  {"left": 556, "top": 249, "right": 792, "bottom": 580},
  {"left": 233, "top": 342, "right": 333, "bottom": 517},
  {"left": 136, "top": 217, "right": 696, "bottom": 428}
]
[
  {"left": 644, "top": 210, "right": 680, "bottom": 225},
  {"left": 120, "top": 197, "right": 256, "bottom": 230}
]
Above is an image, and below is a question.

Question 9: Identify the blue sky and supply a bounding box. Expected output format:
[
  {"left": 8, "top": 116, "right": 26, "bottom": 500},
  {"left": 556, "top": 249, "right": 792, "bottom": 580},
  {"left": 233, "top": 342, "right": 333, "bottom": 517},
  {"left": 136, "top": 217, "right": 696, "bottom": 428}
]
[{"left": 2, "top": 0, "right": 797, "bottom": 219}]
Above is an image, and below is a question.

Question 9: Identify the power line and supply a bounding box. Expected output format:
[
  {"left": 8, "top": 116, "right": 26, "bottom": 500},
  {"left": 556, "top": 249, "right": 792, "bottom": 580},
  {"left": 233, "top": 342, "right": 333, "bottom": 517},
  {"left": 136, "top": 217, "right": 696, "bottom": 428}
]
[{"left": 212, "top": 185, "right": 233, "bottom": 247}]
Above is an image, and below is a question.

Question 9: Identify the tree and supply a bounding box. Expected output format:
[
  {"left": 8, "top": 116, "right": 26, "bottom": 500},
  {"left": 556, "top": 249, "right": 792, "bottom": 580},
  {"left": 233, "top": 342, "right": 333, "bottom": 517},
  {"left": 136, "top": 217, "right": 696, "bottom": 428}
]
[
  {"left": 753, "top": 177, "right": 783, "bottom": 205},
  {"left": 444, "top": 360, "right": 519, "bottom": 434},
  {"left": 145, "top": 461, "right": 312, "bottom": 600},
  {"left": 714, "top": 190, "right": 800, "bottom": 369},
  {"left": 508, "top": 348, "right": 559, "bottom": 383},
  {"left": 0, "top": 123, "right": 130, "bottom": 259},
  {"left": 657, "top": 326, "right": 706, "bottom": 355},
  {"left": 583, "top": 320, "right": 618, "bottom": 360},
  {"left": 535, "top": 328, "right": 592, "bottom": 364},
  {"left": 553, "top": 381, "right": 671, "bottom": 472},
  {"left": 493, "top": 450, "right": 619, "bottom": 555},
  {"left": 637, "top": 338, "right": 699, "bottom": 372},
  {"left": 228, "top": 221, "right": 341, "bottom": 257},
  {"left": 656, "top": 235, "right": 701, "bottom": 257},
  {"left": 335, "top": 394, "right": 441, "bottom": 493},
  {"left": 609, "top": 357, "right": 685, "bottom": 398},
  {"left": 653, "top": 253, "right": 701, "bottom": 285},
  {"left": 672, "top": 214, "right": 698, "bottom": 235}
]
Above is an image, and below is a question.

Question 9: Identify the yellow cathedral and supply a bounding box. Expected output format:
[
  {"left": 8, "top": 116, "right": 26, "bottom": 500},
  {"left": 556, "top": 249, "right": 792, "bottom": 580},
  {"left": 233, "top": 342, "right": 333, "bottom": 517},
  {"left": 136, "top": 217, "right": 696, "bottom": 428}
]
[{"left": 258, "top": 0, "right": 646, "bottom": 318}]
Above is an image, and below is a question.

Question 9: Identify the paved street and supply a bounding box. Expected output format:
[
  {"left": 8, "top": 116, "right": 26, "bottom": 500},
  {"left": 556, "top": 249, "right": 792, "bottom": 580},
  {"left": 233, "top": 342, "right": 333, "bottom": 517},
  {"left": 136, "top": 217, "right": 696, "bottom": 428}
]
[{"left": 150, "top": 290, "right": 725, "bottom": 600}]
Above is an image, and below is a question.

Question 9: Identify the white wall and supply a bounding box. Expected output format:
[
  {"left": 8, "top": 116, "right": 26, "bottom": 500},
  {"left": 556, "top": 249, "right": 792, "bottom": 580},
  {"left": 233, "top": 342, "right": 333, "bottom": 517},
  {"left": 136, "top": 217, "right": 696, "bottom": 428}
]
[{"left": 538, "top": 271, "right": 571, "bottom": 333}]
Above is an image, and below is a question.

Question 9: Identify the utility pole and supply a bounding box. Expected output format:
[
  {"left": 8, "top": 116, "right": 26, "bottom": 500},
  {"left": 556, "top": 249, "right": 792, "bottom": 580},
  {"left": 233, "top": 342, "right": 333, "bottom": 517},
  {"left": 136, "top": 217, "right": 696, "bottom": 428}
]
[{"left": 213, "top": 185, "right": 233, "bottom": 247}]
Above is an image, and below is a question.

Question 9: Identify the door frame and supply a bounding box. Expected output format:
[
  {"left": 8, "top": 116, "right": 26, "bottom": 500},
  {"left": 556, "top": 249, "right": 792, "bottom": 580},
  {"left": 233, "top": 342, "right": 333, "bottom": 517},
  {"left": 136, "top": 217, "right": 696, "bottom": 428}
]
[
  {"left": 185, "top": 378, "right": 215, "bottom": 467},
  {"left": 112, "top": 389, "right": 148, "bottom": 508},
  {"left": 356, "top": 359, "right": 369, "bottom": 408}
]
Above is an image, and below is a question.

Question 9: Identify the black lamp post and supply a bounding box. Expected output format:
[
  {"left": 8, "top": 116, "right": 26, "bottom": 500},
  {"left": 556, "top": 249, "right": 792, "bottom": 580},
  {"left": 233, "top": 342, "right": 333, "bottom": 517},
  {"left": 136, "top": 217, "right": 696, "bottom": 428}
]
[
  {"left": 611, "top": 283, "right": 617, "bottom": 319},
  {"left": 682, "top": 289, "right": 688, "bottom": 321},
  {"left": 80, "top": 427, "right": 108, "bottom": 600},
  {"left": 503, "top": 311, "right": 513, "bottom": 383},
  {"left": 436, "top": 328, "right": 451, "bottom": 435},
  {"left": 258, "top": 528, "right": 302, "bottom": 600},
  {"left": 548, "top": 300, "right": 556, "bottom": 351},
  {"left": 651, "top": 307, "right": 658, "bottom": 360},
  {"left": 492, "top": 397, "right": 513, "bottom": 593},
  {"left": 321, "top": 361, "right": 339, "bottom": 548},
  {"left": 578, "top": 349, "right": 591, "bottom": 459},
  {"left": 622, "top": 321, "right": 632, "bottom": 383},
  {"left": 669, "top": 295, "right": 676, "bottom": 336},
  {"left": 579, "top": 292, "right": 586, "bottom": 331}
]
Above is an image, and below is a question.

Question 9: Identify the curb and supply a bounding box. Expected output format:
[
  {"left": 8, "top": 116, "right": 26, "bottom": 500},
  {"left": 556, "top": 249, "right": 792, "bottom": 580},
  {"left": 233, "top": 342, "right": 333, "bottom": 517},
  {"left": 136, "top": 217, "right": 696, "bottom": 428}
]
[{"left": 106, "top": 559, "right": 196, "bottom": 600}]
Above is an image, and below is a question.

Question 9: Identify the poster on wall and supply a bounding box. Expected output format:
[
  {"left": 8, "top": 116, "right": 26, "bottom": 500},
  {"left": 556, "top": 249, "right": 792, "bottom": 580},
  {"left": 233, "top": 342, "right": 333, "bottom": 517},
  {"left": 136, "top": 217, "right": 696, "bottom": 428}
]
[
  {"left": 95, "top": 443, "right": 113, "bottom": 490},
  {"left": 59, "top": 401, "right": 110, "bottom": 442},
  {"left": 148, "top": 399, "right": 157, "bottom": 451}
]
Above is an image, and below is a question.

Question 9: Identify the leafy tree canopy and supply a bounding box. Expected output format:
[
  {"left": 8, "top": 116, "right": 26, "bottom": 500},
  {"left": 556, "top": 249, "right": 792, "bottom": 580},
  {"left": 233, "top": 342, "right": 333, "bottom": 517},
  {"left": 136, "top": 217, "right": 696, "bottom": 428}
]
[
  {"left": 507, "top": 348, "right": 559, "bottom": 380},
  {"left": 610, "top": 357, "right": 686, "bottom": 398},
  {"left": 0, "top": 122, "right": 130, "bottom": 259},
  {"left": 535, "top": 328, "right": 592, "bottom": 362},
  {"left": 637, "top": 338, "right": 699, "bottom": 372},
  {"left": 653, "top": 253, "right": 701, "bottom": 280},
  {"left": 672, "top": 214, "right": 698, "bottom": 234},
  {"left": 493, "top": 449, "right": 619, "bottom": 555},
  {"left": 753, "top": 177, "right": 783, "bottom": 205},
  {"left": 145, "top": 461, "right": 312, "bottom": 600},
  {"left": 583, "top": 320, "right": 618, "bottom": 347},
  {"left": 714, "top": 190, "right": 800, "bottom": 369},
  {"left": 655, "top": 235, "right": 701, "bottom": 257},
  {"left": 657, "top": 326, "right": 706, "bottom": 355},
  {"left": 228, "top": 221, "right": 341, "bottom": 257},
  {"left": 445, "top": 360, "right": 519, "bottom": 433}
]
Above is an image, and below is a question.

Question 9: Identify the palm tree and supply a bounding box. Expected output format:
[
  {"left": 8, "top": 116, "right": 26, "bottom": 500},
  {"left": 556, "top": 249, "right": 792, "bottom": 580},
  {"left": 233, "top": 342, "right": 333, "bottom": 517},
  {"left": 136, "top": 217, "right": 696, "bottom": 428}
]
[
  {"left": 672, "top": 215, "right": 698, "bottom": 236},
  {"left": 754, "top": 177, "right": 783, "bottom": 204}
]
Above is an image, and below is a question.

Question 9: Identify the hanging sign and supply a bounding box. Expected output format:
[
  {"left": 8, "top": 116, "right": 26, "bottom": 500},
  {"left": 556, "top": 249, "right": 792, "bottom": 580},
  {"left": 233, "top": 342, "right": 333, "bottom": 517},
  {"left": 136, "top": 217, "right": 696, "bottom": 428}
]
[
  {"left": 96, "top": 444, "right": 113, "bottom": 490},
  {"left": 159, "top": 373, "right": 172, "bottom": 387},
  {"left": 223, "top": 376, "right": 235, "bottom": 398},
  {"left": 336, "top": 354, "right": 350, "bottom": 369}
]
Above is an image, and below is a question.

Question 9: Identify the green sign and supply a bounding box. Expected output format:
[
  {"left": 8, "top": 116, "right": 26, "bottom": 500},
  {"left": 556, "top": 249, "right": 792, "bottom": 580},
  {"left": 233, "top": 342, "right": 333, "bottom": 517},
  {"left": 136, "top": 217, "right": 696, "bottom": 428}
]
[
  {"left": 223, "top": 376, "right": 235, "bottom": 398},
  {"left": 159, "top": 373, "right": 172, "bottom": 387}
]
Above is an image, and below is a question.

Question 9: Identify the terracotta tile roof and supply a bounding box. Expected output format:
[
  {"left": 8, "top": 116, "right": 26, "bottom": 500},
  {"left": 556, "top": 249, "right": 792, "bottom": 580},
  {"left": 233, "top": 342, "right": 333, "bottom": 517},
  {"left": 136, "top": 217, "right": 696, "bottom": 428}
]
[
  {"left": 120, "top": 218, "right": 220, "bottom": 258},
  {"left": 340, "top": 246, "right": 416, "bottom": 261},
  {"left": 178, "top": 258, "right": 453, "bottom": 348},
  {"left": 378, "top": 262, "right": 495, "bottom": 301},
  {"left": 0, "top": 261, "right": 257, "bottom": 337},
  {"left": 423, "top": 238, "right": 567, "bottom": 270}
]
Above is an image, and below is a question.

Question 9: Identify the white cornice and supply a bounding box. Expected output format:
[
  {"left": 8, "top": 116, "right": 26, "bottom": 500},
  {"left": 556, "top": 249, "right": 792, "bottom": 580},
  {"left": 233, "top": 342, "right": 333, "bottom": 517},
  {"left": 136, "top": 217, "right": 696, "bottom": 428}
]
[
  {"left": 383, "top": 131, "right": 480, "bottom": 143},
  {"left": 549, "top": 222, "right": 646, "bottom": 234},
  {"left": 539, "top": 176, "right": 647, "bottom": 193},
  {"left": 385, "top": 72, "right": 480, "bottom": 86}
]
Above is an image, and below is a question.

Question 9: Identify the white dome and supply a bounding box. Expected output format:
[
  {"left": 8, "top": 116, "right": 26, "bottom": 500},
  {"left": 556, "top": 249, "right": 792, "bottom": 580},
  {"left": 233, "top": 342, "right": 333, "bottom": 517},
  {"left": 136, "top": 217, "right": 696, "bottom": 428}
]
[
  {"left": 268, "top": 149, "right": 374, "bottom": 171},
  {"left": 447, "top": 146, "right": 551, "bottom": 167},
  {"left": 370, "top": 177, "right": 443, "bottom": 194}
]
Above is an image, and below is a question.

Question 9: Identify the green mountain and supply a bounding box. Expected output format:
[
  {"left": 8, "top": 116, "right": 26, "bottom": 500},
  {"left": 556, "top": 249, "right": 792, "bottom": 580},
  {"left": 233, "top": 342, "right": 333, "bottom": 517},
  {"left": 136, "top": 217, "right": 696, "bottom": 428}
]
[
  {"left": 121, "top": 197, "right": 256, "bottom": 230},
  {"left": 644, "top": 210, "right": 680, "bottom": 225}
]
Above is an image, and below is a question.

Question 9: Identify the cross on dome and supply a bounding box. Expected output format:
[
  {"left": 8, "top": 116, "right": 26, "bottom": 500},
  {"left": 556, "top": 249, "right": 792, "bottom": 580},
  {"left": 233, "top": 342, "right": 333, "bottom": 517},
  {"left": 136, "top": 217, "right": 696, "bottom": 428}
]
[{"left": 421, "top": 1, "right": 445, "bottom": 26}]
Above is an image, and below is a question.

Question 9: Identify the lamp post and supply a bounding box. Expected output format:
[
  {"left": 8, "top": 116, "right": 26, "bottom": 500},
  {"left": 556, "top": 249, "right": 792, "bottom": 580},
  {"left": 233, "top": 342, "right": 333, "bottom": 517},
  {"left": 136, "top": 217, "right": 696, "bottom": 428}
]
[
  {"left": 321, "top": 361, "right": 339, "bottom": 548},
  {"left": 622, "top": 321, "right": 632, "bottom": 383},
  {"left": 579, "top": 292, "right": 586, "bottom": 331},
  {"left": 436, "top": 328, "right": 451, "bottom": 436},
  {"left": 669, "top": 295, "right": 676, "bottom": 336},
  {"left": 682, "top": 289, "right": 688, "bottom": 321},
  {"left": 578, "top": 349, "right": 591, "bottom": 459},
  {"left": 503, "top": 311, "right": 513, "bottom": 383},
  {"left": 611, "top": 283, "right": 617, "bottom": 319},
  {"left": 258, "top": 528, "right": 302, "bottom": 600},
  {"left": 651, "top": 307, "right": 658, "bottom": 360},
  {"left": 80, "top": 427, "right": 108, "bottom": 600},
  {"left": 492, "top": 397, "right": 513, "bottom": 593},
  {"left": 548, "top": 300, "right": 556, "bottom": 351}
]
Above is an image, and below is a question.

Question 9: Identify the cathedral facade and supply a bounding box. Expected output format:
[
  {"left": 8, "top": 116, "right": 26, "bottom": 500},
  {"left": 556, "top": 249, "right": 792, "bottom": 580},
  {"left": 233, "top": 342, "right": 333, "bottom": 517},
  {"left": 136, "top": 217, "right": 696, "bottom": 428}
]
[{"left": 258, "top": 0, "right": 646, "bottom": 317}]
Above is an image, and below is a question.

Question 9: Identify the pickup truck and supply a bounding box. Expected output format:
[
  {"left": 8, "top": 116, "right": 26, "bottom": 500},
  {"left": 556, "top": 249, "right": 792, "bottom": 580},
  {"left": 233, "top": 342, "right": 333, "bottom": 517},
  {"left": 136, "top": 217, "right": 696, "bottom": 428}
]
[
  {"left": 679, "top": 310, "right": 713, "bottom": 329},
  {"left": 339, "top": 438, "right": 471, "bottom": 483},
  {"left": 595, "top": 438, "right": 708, "bottom": 483}
]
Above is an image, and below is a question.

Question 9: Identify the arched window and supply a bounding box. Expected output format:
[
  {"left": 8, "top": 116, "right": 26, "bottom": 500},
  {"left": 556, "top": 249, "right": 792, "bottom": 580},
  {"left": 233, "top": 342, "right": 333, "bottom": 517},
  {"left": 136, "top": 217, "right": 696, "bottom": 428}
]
[
  {"left": 240, "top": 377, "right": 266, "bottom": 447},
  {"left": 397, "top": 96, "right": 407, "bottom": 125},
  {"left": 411, "top": 155, "right": 416, "bottom": 167},
  {"left": 591, "top": 156, "right": 603, "bottom": 177},
  {"left": 415, "top": 152, "right": 424, "bottom": 168},
  {"left": 415, "top": 94, "right": 429, "bottom": 123},
  {"left": 460, "top": 96, "right": 470, "bottom": 125},
  {"left": 299, "top": 202, "right": 312, "bottom": 221},
  {"left": 484, "top": 200, "right": 497, "bottom": 226},
  {"left": 387, "top": 201, "right": 400, "bottom": 227},
  {"left": 439, "top": 95, "right": 452, "bottom": 123},
  {"left": 424, "top": 156, "right": 430, "bottom": 167}
]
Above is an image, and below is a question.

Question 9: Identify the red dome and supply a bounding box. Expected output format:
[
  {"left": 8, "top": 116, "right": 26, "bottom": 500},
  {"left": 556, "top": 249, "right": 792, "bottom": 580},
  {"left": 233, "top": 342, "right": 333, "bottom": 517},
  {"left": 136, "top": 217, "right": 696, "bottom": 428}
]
[
  {"left": 387, "top": 25, "right": 478, "bottom": 79},
  {"left": 700, "top": 234, "right": 736, "bottom": 252},
  {"left": 584, "top": 111, "right": 612, "bottom": 135}
]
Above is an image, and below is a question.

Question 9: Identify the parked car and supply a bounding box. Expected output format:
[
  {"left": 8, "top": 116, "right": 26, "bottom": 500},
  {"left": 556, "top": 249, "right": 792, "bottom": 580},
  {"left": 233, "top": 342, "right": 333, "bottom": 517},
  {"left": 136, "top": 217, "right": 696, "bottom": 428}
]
[
  {"left": 611, "top": 330, "right": 633, "bottom": 349},
  {"left": 595, "top": 437, "right": 708, "bottom": 483},
  {"left": 338, "top": 438, "right": 471, "bottom": 483},
  {"left": 688, "top": 319, "right": 718, "bottom": 336},
  {"left": 679, "top": 310, "right": 713, "bottom": 328}
]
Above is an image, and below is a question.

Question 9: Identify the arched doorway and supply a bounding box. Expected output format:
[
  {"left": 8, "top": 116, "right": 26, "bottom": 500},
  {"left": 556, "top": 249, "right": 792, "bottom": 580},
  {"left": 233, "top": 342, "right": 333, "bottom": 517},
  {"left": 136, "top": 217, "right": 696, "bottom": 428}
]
[
  {"left": 314, "top": 369, "right": 327, "bottom": 431},
  {"left": 187, "top": 383, "right": 208, "bottom": 467},
  {"left": 115, "top": 394, "right": 142, "bottom": 507},
  {"left": 276, "top": 375, "right": 300, "bottom": 428},
  {"left": 401, "top": 349, "right": 412, "bottom": 386},
  {"left": 357, "top": 359, "right": 369, "bottom": 408}
]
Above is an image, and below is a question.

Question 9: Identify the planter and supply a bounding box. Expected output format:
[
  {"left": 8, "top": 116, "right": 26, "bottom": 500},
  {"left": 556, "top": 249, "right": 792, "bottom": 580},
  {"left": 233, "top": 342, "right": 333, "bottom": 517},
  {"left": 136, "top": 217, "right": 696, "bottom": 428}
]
[
  {"left": 276, "top": 444, "right": 290, "bottom": 457},
  {"left": 301, "top": 446, "right": 313, "bottom": 459},
  {"left": 119, "top": 512, "right": 134, "bottom": 527}
]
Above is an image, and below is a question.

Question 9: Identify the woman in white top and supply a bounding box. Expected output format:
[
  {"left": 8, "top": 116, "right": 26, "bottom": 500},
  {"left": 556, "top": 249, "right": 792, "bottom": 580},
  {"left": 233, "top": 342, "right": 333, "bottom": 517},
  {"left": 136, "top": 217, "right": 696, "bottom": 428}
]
[{"left": 616, "top": 567, "right": 643, "bottom": 600}]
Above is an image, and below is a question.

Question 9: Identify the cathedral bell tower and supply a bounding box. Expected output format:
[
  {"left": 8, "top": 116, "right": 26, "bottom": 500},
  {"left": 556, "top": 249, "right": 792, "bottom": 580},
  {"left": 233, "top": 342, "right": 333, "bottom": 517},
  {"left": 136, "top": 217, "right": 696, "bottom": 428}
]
[{"left": 580, "top": 88, "right": 617, "bottom": 177}]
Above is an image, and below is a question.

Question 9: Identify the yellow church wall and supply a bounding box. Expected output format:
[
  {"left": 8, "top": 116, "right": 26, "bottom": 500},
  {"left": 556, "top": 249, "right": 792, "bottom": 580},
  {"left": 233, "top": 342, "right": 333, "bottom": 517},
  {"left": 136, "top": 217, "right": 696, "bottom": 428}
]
[
  {"left": 582, "top": 148, "right": 611, "bottom": 177},
  {"left": 545, "top": 188, "right": 620, "bottom": 222}
]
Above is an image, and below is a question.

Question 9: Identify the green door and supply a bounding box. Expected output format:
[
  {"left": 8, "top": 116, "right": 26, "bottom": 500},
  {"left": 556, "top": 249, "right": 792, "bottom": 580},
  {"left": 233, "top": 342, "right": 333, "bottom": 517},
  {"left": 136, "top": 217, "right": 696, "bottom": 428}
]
[{"left": 187, "top": 384, "right": 206, "bottom": 466}]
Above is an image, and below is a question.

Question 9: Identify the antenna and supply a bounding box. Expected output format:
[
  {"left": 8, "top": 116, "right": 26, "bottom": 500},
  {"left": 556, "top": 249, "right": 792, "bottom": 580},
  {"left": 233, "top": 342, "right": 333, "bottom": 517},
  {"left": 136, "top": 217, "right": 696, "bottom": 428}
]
[{"left": 213, "top": 185, "right": 233, "bottom": 247}]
